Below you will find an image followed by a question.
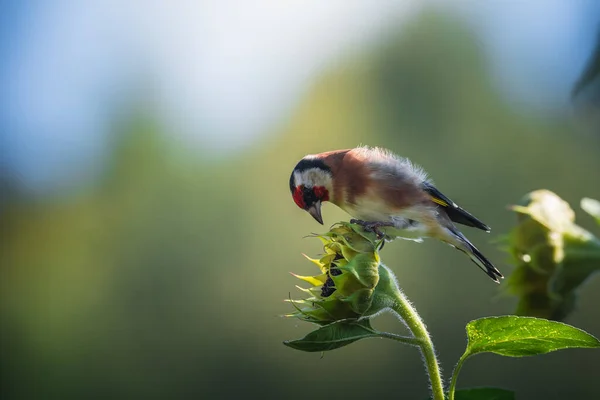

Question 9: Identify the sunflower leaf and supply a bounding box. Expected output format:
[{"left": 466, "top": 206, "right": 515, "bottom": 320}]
[
  {"left": 283, "top": 319, "right": 377, "bottom": 352},
  {"left": 463, "top": 316, "right": 600, "bottom": 358}
]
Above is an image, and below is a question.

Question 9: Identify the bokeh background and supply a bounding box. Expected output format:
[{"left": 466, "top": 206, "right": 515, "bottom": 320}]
[{"left": 2, "top": 1, "right": 600, "bottom": 399}]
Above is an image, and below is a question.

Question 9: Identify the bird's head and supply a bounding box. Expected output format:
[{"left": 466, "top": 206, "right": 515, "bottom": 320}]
[{"left": 289, "top": 156, "right": 333, "bottom": 225}]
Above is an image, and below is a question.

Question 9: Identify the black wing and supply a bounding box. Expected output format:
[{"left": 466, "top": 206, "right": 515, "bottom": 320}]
[{"left": 422, "top": 182, "right": 491, "bottom": 232}]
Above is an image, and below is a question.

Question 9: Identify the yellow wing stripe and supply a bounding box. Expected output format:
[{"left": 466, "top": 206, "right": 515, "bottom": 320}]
[{"left": 430, "top": 196, "right": 449, "bottom": 207}]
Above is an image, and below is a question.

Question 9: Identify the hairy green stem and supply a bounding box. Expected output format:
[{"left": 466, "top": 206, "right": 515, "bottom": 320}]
[
  {"left": 448, "top": 353, "right": 468, "bottom": 400},
  {"left": 389, "top": 290, "right": 445, "bottom": 400}
]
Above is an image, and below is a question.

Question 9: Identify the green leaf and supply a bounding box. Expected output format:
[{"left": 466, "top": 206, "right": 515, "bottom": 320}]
[
  {"left": 581, "top": 197, "right": 600, "bottom": 225},
  {"left": 283, "top": 319, "right": 378, "bottom": 352},
  {"left": 453, "top": 387, "right": 515, "bottom": 400},
  {"left": 464, "top": 316, "right": 600, "bottom": 357},
  {"left": 449, "top": 316, "right": 600, "bottom": 400}
]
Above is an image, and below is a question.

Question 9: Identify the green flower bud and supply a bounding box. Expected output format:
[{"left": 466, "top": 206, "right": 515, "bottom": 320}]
[
  {"left": 504, "top": 190, "right": 600, "bottom": 320},
  {"left": 286, "top": 222, "right": 388, "bottom": 325}
]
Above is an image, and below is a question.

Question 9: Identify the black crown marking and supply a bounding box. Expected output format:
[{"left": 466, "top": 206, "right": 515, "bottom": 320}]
[{"left": 289, "top": 158, "right": 332, "bottom": 193}]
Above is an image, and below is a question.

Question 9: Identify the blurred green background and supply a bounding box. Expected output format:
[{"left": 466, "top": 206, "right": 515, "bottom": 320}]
[{"left": 1, "top": 2, "right": 600, "bottom": 399}]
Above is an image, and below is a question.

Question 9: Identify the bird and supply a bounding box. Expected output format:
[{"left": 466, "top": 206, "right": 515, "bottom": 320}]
[{"left": 288, "top": 145, "right": 503, "bottom": 283}]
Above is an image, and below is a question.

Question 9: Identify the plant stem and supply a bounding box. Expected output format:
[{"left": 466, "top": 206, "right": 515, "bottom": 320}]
[
  {"left": 389, "top": 289, "right": 445, "bottom": 400},
  {"left": 377, "top": 331, "right": 422, "bottom": 347},
  {"left": 448, "top": 354, "right": 467, "bottom": 400}
]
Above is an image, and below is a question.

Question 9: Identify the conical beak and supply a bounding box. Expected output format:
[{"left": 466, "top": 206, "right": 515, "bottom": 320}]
[{"left": 307, "top": 201, "right": 323, "bottom": 225}]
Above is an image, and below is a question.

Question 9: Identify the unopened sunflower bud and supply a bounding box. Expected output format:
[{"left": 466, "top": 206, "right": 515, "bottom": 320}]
[
  {"left": 286, "top": 222, "right": 387, "bottom": 324},
  {"left": 505, "top": 190, "right": 600, "bottom": 320}
]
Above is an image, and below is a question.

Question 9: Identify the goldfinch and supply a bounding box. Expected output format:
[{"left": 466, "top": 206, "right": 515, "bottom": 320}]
[{"left": 289, "top": 146, "right": 503, "bottom": 283}]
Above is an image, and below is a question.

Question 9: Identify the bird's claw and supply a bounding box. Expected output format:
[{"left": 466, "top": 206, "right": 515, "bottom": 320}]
[{"left": 349, "top": 219, "right": 392, "bottom": 241}]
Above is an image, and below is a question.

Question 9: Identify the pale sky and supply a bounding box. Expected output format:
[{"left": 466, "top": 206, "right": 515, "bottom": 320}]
[{"left": 1, "top": 1, "right": 597, "bottom": 191}]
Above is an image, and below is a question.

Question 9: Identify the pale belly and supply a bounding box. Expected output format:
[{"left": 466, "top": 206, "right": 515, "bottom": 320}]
[{"left": 340, "top": 201, "right": 429, "bottom": 242}]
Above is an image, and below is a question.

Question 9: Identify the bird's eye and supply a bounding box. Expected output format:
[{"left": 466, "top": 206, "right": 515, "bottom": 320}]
[{"left": 302, "top": 186, "right": 318, "bottom": 206}]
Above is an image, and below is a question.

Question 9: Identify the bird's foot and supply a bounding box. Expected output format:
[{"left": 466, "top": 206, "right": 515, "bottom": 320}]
[{"left": 349, "top": 219, "right": 395, "bottom": 241}]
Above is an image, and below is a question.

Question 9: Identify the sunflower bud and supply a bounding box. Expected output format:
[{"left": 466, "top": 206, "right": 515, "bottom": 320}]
[
  {"left": 286, "top": 222, "right": 389, "bottom": 324},
  {"left": 505, "top": 190, "right": 600, "bottom": 320}
]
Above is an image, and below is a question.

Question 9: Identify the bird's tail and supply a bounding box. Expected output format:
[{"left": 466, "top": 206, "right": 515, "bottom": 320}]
[{"left": 444, "top": 227, "right": 503, "bottom": 283}]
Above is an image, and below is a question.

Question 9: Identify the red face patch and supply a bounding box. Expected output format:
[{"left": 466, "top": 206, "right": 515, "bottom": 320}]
[
  {"left": 293, "top": 185, "right": 330, "bottom": 210},
  {"left": 313, "top": 186, "right": 329, "bottom": 202},
  {"left": 293, "top": 186, "right": 306, "bottom": 209}
]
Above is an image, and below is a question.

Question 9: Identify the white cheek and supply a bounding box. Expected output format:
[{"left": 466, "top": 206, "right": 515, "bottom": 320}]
[{"left": 295, "top": 168, "right": 332, "bottom": 191}]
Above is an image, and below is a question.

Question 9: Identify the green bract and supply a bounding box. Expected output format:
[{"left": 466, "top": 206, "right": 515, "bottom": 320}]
[
  {"left": 504, "top": 190, "right": 600, "bottom": 320},
  {"left": 286, "top": 222, "right": 386, "bottom": 324}
]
